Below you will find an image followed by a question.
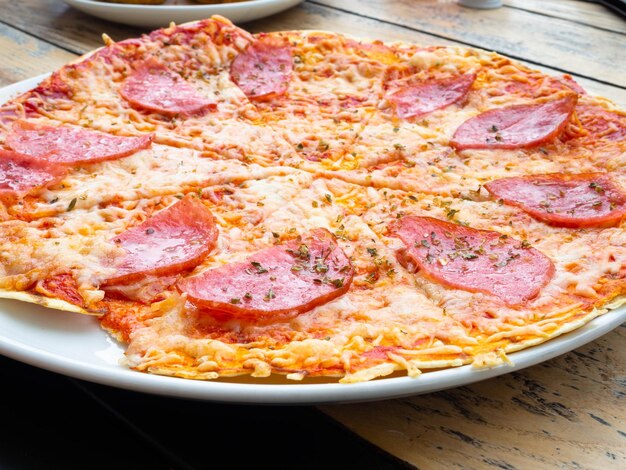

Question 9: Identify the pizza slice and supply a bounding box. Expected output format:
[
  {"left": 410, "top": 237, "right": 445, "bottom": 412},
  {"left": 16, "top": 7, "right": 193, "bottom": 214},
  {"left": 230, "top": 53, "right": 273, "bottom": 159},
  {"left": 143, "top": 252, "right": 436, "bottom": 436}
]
[
  {"left": 322, "top": 177, "right": 626, "bottom": 367},
  {"left": 0, "top": 169, "right": 481, "bottom": 382},
  {"left": 0, "top": 118, "right": 293, "bottom": 221},
  {"left": 102, "top": 173, "right": 625, "bottom": 382},
  {"left": 99, "top": 172, "right": 472, "bottom": 382},
  {"left": 320, "top": 43, "right": 625, "bottom": 197},
  {"left": 232, "top": 31, "right": 397, "bottom": 168},
  {"left": 0, "top": 192, "right": 219, "bottom": 312}
]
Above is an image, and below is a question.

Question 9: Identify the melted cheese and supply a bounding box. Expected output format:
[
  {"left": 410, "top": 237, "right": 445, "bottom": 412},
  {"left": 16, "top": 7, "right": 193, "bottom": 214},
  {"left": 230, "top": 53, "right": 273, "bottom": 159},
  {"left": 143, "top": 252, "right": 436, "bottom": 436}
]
[{"left": 25, "top": 142, "right": 292, "bottom": 218}]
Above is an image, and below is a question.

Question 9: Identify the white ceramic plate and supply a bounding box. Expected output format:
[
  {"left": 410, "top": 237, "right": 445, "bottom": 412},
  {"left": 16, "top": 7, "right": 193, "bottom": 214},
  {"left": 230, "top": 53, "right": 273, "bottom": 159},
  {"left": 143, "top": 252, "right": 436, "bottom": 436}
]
[
  {"left": 60, "top": 0, "right": 304, "bottom": 29},
  {"left": 1, "top": 75, "right": 624, "bottom": 404}
]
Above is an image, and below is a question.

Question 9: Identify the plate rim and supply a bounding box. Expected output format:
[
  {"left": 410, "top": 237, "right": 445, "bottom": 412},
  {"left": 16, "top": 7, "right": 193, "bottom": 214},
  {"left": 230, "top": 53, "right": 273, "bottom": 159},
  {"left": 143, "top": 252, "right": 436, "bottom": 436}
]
[
  {"left": 60, "top": 0, "right": 305, "bottom": 28},
  {"left": 62, "top": 0, "right": 303, "bottom": 12},
  {"left": 0, "top": 74, "right": 624, "bottom": 405}
]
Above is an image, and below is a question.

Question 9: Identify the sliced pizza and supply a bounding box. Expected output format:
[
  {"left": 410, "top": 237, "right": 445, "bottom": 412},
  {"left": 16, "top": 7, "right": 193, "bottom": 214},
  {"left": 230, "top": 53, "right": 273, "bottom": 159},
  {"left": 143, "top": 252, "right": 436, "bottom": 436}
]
[{"left": 0, "top": 17, "right": 623, "bottom": 384}]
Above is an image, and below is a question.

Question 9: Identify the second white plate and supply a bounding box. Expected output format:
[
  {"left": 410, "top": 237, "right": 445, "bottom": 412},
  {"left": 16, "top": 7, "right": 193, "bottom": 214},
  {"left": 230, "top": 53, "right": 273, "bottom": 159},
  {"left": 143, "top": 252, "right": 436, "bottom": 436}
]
[{"left": 61, "top": 0, "right": 304, "bottom": 29}]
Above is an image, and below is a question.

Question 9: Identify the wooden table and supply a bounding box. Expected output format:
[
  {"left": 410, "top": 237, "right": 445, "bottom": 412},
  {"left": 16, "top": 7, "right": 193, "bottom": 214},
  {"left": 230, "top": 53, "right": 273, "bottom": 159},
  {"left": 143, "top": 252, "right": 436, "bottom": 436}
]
[{"left": 0, "top": 1, "right": 624, "bottom": 468}]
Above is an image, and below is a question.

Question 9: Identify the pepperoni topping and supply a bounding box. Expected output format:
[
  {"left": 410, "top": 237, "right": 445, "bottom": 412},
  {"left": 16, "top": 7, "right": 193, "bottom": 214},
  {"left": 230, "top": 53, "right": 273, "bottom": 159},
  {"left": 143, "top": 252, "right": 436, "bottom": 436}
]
[
  {"left": 485, "top": 173, "right": 626, "bottom": 228},
  {"left": 32, "top": 71, "right": 72, "bottom": 100},
  {"left": 574, "top": 103, "right": 626, "bottom": 142},
  {"left": 7, "top": 121, "right": 152, "bottom": 164},
  {"left": 558, "top": 75, "right": 586, "bottom": 95},
  {"left": 0, "top": 150, "right": 66, "bottom": 204},
  {"left": 0, "top": 106, "right": 20, "bottom": 127},
  {"left": 390, "top": 216, "right": 555, "bottom": 305},
  {"left": 119, "top": 59, "right": 216, "bottom": 117},
  {"left": 386, "top": 73, "right": 475, "bottom": 119},
  {"left": 451, "top": 95, "right": 577, "bottom": 150},
  {"left": 504, "top": 74, "right": 585, "bottom": 99},
  {"left": 230, "top": 35, "right": 293, "bottom": 100},
  {"left": 36, "top": 274, "right": 84, "bottom": 307},
  {"left": 106, "top": 196, "right": 218, "bottom": 285},
  {"left": 178, "top": 228, "right": 354, "bottom": 319}
]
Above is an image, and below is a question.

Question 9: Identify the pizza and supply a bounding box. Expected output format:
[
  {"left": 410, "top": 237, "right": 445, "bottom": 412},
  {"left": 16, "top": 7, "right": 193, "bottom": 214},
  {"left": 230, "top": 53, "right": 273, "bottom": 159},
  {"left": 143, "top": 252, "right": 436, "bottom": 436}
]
[{"left": 0, "top": 16, "right": 624, "bottom": 383}]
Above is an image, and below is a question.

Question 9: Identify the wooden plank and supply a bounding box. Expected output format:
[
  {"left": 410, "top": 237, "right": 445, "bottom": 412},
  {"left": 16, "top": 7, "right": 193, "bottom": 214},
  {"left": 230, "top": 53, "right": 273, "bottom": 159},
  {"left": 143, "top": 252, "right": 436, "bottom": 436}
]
[
  {"left": 247, "top": 2, "right": 459, "bottom": 43},
  {"left": 0, "top": 1, "right": 623, "bottom": 107},
  {"left": 0, "top": 0, "right": 144, "bottom": 54},
  {"left": 504, "top": 0, "right": 626, "bottom": 34},
  {"left": 312, "top": 0, "right": 626, "bottom": 88},
  {"left": 321, "top": 325, "right": 626, "bottom": 469},
  {"left": 0, "top": 22, "right": 76, "bottom": 87}
]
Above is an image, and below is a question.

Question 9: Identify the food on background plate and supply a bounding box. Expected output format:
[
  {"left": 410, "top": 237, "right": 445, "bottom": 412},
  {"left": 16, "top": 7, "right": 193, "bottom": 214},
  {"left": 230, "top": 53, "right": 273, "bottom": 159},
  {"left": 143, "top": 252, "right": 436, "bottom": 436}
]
[
  {"left": 102, "top": 0, "right": 166, "bottom": 4},
  {"left": 99, "top": 1, "right": 250, "bottom": 4},
  {"left": 192, "top": 1, "right": 250, "bottom": 4},
  {"left": 0, "top": 16, "right": 624, "bottom": 383}
]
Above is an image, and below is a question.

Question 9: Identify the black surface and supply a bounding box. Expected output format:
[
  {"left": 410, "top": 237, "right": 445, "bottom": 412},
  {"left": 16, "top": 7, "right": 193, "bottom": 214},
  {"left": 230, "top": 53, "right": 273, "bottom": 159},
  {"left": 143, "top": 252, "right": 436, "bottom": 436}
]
[
  {"left": 0, "top": 355, "right": 413, "bottom": 470},
  {"left": 596, "top": 0, "right": 626, "bottom": 18}
]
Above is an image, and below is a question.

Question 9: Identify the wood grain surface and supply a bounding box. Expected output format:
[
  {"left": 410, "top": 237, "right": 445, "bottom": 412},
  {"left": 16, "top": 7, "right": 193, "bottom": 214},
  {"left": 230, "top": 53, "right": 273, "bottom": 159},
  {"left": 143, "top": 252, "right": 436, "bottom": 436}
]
[
  {"left": 506, "top": 0, "right": 626, "bottom": 32},
  {"left": 0, "top": 1, "right": 623, "bottom": 468},
  {"left": 0, "top": 21, "right": 75, "bottom": 85}
]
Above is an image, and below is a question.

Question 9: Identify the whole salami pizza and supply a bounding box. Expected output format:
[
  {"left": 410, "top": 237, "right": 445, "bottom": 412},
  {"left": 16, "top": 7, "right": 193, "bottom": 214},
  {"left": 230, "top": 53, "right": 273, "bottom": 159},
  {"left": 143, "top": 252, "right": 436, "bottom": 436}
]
[{"left": 0, "top": 16, "right": 624, "bottom": 383}]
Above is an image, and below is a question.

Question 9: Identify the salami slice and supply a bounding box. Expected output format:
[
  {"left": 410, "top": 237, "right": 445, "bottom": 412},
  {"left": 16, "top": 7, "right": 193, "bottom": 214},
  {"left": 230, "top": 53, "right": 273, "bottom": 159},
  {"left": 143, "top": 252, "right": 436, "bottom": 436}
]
[
  {"left": 120, "top": 59, "right": 216, "bottom": 117},
  {"left": 36, "top": 274, "right": 84, "bottom": 307},
  {"left": 574, "top": 103, "right": 626, "bottom": 142},
  {"left": 451, "top": 95, "right": 577, "bottom": 150},
  {"left": 106, "top": 196, "right": 218, "bottom": 285},
  {"left": 485, "top": 173, "right": 626, "bottom": 228},
  {"left": 7, "top": 121, "right": 152, "bottom": 164},
  {"left": 0, "top": 150, "right": 67, "bottom": 203},
  {"left": 230, "top": 35, "right": 293, "bottom": 100},
  {"left": 386, "top": 73, "right": 475, "bottom": 119},
  {"left": 390, "top": 216, "right": 555, "bottom": 305},
  {"left": 0, "top": 106, "right": 20, "bottom": 127},
  {"left": 178, "top": 228, "right": 354, "bottom": 319}
]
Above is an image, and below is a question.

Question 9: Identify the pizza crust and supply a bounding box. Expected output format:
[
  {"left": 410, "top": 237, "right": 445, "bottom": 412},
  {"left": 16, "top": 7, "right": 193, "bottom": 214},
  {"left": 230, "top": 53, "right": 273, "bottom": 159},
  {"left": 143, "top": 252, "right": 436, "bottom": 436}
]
[
  {"left": 479, "top": 294, "right": 626, "bottom": 367},
  {"left": 0, "top": 290, "right": 93, "bottom": 315}
]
